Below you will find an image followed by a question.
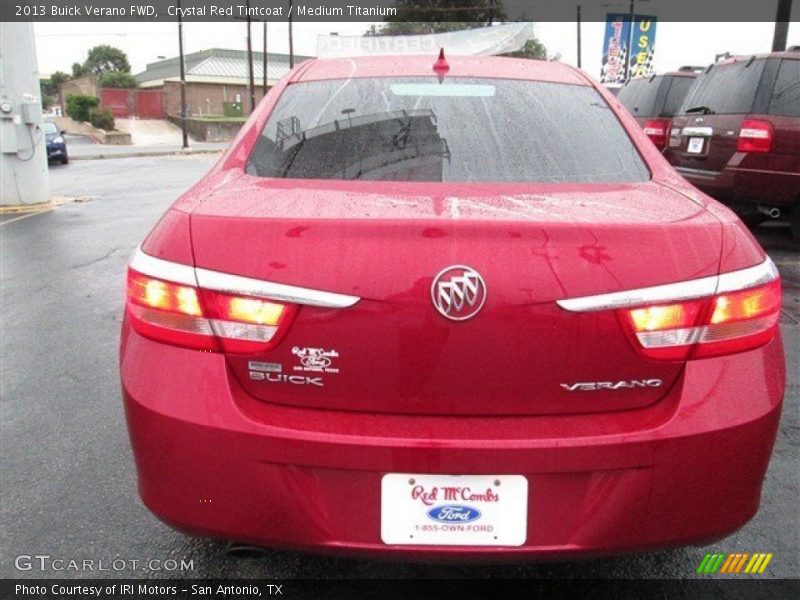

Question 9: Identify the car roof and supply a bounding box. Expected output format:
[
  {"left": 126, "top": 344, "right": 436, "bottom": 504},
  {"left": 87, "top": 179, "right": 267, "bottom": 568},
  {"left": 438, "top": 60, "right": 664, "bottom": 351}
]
[
  {"left": 291, "top": 55, "right": 591, "bottom": 86},
  {"left": 662, "top": 71, "right": 699, "bottom": 78},
  {"left": 718, "top": 50, "right": 800, "bottom": 64},
  {"left": 626, "top": 71, "right": 698, "bottom": 84}
]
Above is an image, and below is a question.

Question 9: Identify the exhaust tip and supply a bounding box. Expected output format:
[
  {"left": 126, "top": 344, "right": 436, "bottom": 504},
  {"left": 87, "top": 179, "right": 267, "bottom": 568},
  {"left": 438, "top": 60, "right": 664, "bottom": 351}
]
[
  {"left": 225, "top": 542, "right": 272, "bottom": 559},
  {"left": 757, "top": 205, "right": 782, "bottom": 219}
]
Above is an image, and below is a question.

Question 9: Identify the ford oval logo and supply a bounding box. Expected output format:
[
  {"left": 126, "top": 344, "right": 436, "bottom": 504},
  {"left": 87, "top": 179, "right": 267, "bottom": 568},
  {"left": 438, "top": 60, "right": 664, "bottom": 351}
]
[{"left": 427, "top": 504, "right": 482, "bottom": 523}]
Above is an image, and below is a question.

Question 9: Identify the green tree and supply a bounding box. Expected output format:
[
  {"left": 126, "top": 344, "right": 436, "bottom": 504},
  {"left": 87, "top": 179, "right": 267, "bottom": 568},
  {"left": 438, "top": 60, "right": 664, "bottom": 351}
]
[
  {"left": 500, "top": 38, "right": 548, "bottom": 60},
  {"left": 50, "top": 71, "right": 71, "bottom": 86},
  {"left": 40, "top": 71, "right": 71, "bottom": 104},
  {"left": 71, "top": 62, "right": 87, "bottom": 78},
  {"left": 98, "top": 71, "right": 137, "bottom": 89},
  {"left": 82, "top": 45, "right": 131, "bottom": 76},
  {"left": 89, "top": 107, "right": 115, "bottom": 131},
  {"left": 65, "top": 94, "right": 99, "bottom": 122}
]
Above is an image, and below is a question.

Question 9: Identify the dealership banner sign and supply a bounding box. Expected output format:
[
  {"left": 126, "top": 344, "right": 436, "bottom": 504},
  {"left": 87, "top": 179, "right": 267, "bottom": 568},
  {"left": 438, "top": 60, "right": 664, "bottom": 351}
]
[{"left": 600, "top": 13, "right": 658, "bottom": 83}]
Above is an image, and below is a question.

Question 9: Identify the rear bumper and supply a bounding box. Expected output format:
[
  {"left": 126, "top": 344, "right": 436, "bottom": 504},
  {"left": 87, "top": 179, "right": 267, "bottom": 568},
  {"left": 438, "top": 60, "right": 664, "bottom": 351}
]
[
  {"left": 46, "top": 143, "right": 66, "bottom": 158},
  {"left": 675, "top": 163, "right": 798, "bottom": 210},
  {"left": 121, "top": 327, "right": 785, "bottom": 560}
]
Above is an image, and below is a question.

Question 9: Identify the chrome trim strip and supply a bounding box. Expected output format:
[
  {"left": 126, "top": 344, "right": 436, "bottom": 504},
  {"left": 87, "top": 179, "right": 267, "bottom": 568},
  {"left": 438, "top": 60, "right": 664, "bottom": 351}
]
[
  {"left": 130, "top": 247, "right": 360, "bottom": 308},
  {"left": 681, "top": 126, "right": 713, "bottom": 137},
  {"left": 556, "top": 258, "right": 777, "bottom": 313},
  {"left": 129, "top": 247, "right": 197, "bottom": 286},
  {"left": 716, "top": 257, "right": 779, "bottom": 294},
  {"left": 556, "top": 276, "right": 718, "bottom": 312},
  {"left": 195, "top": 268, "right": 360, "bottom": 308}
]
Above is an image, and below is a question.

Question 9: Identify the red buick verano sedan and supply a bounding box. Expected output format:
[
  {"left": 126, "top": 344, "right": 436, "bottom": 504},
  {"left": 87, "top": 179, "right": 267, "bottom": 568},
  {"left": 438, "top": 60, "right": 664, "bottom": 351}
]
[{"left": 120, "top": 54, "right": 785, "bottom": 559}]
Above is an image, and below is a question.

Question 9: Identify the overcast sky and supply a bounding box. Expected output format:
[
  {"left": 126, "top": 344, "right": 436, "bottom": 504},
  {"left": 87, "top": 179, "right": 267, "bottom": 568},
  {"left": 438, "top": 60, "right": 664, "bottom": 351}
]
[{"left": 34, "top": 20, "right": 799, "bottom": 81}]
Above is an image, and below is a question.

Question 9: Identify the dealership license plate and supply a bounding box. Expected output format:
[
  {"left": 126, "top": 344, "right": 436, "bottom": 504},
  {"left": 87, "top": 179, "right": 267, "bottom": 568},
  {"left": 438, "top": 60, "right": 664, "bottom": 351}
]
[
  {"left": 687, "top": 137, "right": 705, "bottom": 154},
  {"left": 380, "top": 474, "right": 528, "bottom": 546}
]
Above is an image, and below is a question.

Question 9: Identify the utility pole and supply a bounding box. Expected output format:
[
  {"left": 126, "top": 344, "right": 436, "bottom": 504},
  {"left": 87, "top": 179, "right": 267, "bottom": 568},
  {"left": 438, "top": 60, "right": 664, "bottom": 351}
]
[
  {"left": 245, "top": 0, "right": 255, "bottom": 114},
  {"left": 176, "top": 0, "right": 188, "bottom": 149},
  {"left": 288, "top": 0, "right": 294, "bottom": 68},
  {"left": 0, "top": 22, "right": 49, "bottom": 205},
  {"left": 576, "top": 5, "right": 582, "bottom": 69},
  {"left": 263, "top": 22, "right": 268, "bottom": 96},
  {"left": 772, "top": 0, "right": 792, "bottom": 51}
]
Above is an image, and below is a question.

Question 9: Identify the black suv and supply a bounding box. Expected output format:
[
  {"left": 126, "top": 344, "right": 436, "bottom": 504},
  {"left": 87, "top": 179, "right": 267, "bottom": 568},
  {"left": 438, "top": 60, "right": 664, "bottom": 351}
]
[{"left": 617, "top": 68, "right": 700, "bottom": 150}]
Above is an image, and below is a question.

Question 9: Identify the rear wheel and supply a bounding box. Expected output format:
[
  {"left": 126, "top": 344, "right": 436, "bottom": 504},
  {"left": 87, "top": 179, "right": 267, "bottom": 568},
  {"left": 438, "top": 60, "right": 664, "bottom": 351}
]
[{"left": 61, "top": 153, "right": 69, "bottom": 165}]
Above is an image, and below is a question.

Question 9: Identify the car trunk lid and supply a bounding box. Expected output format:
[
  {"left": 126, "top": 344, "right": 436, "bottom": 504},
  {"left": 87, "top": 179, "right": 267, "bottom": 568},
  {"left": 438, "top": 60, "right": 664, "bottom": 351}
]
[{"left": 189, "top": 176, "right": 722, "bottom": 416}]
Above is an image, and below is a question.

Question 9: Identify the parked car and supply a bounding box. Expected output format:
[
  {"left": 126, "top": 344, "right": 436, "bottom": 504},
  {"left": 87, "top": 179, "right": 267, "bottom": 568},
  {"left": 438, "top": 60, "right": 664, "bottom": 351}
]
[
  {"left": 121, "top": 55, "right": 784, "bottom": 560},
  {"left": 664, "top": 51, "right": 800, "bottom": 238},
  {"left": 42, "top": 121, "right": 68, "bottom": 164},
  {"left": 617, "top": 68, "right": 700, "bottom": 149}
]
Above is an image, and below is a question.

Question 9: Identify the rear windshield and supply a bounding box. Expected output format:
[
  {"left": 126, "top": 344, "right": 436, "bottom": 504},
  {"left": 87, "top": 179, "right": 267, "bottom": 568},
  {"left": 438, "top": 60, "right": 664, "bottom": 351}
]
[
  {"left": 679, "top": 59, "right": 765, "bottom": 115},
  {"left": 246, "top": 77, "right": 649, "bottom": 183},
  {"left": 617, "top": 77, "right": 661, "bottom": 117},
  {"left": 662, "top": 77, "right": 695, "bottom": 116},
  {"left": 42, "top": 122, "right": 58, "bottom": 134},
  {"left": 768, "top": 59, "right": 800, "bottom": 118}
]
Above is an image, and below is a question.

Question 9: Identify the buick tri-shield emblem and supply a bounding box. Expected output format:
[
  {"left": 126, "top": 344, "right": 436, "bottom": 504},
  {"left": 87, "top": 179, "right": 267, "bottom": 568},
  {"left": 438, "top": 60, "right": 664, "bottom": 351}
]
[{"left": 431, "top": 265, "right": 487, "bottom": 321}]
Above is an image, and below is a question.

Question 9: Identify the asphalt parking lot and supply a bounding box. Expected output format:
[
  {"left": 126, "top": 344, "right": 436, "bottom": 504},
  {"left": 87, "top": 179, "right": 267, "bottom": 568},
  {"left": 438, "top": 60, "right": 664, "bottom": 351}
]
[{"left": 1, "top": 156, "right": 798, "bottom": 580}]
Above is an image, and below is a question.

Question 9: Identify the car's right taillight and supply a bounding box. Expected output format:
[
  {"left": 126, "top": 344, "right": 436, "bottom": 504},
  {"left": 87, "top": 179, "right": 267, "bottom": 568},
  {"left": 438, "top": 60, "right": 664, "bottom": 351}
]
[
  {"left": 643, "top": 118, "right": 670, "bottom": 150},
  {"left": 737, "top": 119, "right": 774, "bottom": 153},
  {"left": 621, "top": 277, "right": 781, "bottom": 360},
  {"left": 557, "top": 258, "right": 781, "bottom": 361}
]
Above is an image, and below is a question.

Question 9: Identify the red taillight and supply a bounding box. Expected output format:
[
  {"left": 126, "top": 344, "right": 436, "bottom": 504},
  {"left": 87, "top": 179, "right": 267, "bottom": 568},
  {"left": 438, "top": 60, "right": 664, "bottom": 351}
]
[
  {"left": 198, "top": 288, "right": 297, "bottom": 354},
  {"left": 558, "top": 259, "right": 781, "bottom": 362},
  {"left": 643, "top": 118, "right": 670, "bottom": 150},
  {"left": 737, "top": 119, "right": 773, "bottom": 153},
  {"left": 127, "top": 268, "right": 297, "bottom": 354},
  {"left": 620, "top": 278, "right": 781, "bottom": 360}
]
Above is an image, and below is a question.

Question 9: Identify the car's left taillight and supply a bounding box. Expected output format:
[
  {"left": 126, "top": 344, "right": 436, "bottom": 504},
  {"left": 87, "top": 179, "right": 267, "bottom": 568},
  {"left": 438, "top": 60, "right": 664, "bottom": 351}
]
[
  {"left": 126, "top": 254, "right": 297, "bottom": 354},
  {"left": 643, "top": 118, "right": 670, "bottom": 150}
]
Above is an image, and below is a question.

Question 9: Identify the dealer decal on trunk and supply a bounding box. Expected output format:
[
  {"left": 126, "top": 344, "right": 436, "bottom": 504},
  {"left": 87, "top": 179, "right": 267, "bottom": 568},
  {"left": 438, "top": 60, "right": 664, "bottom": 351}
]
[{"left": 292, "top": 346, "right": 340, "bottom": 374}]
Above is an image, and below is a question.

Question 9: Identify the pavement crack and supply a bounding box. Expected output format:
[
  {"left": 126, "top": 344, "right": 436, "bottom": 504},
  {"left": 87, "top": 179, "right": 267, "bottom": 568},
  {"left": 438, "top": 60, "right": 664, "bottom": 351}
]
[{"left": 67, "top": 247, "right": 121, "bottom": 270}]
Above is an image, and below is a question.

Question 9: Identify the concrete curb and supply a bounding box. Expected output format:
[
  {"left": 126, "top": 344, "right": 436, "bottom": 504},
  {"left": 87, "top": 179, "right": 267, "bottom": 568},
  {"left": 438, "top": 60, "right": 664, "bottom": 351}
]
[{"left": 70, "top": 148, "right": 224, "bottom": 161}]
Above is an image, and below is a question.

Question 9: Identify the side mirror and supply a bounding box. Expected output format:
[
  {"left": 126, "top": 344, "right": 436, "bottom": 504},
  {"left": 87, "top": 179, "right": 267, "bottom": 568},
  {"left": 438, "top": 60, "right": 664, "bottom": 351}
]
[{"left": 60, "top": 130, "right": 66, "bottom": 135}]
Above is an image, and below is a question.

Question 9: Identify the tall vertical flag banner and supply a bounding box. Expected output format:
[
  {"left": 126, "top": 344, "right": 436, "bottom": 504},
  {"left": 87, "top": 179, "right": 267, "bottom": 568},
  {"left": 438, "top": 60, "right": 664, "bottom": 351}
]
[{"left": 600, "top": 13, "right": 658, "bottom": 83}]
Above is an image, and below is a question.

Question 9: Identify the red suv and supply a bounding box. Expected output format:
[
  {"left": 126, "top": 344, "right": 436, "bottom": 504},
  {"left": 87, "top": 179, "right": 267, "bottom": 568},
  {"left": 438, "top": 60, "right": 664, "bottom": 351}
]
[
  {"left": 120, "top": 55, "right": 784, "bottom": 560},
  {"left": 617, "top": 68, "right": 699, "bottom": 150},
  {"left": 665, "top": 51, "right": 800, "bottom": 238}
]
